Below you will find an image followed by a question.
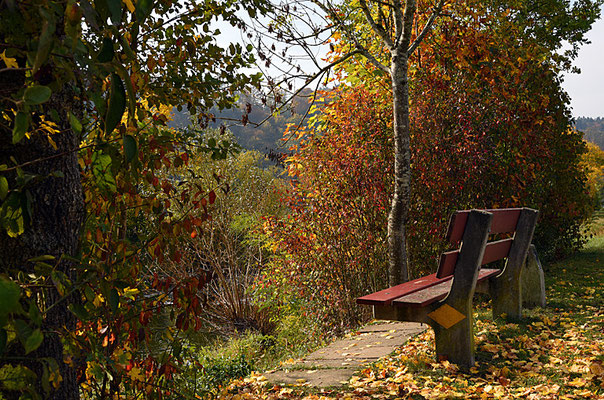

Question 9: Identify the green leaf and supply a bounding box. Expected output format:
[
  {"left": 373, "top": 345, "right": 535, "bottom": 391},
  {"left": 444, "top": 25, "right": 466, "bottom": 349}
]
[
  {"left": 28, "top": 255, "right": 55, "bottom": 262},
  {"left": 23, "top": 86, "right": 52, "bottom": 105},
  {"left": 0, "top": 364, "right": 36, "bottom": 390},
  {"left": 0, "top": 276, "right": 20, "bottom": 315},
  {"left": 0, "top": 195, "right": 24, "bottom": 238},
  {"left": 106, "top": 0, "right": 122, "bottom": 26},
  {"left": 109, "top": 288, "right": 119, "bottom": 312},
  {"left": 0, "top": 176, "right": 7, "bottom": 201},
  {"left": 68, "top": 112, "right": 82, "bottom": 134},
  {"left": 33, "top": 10, "right": 55, "bottom": 73},
  {"left": 97, "top": 37, "right": 114, "bottom": 62},
  {"left": 91, "top": 152, "right": 117, "bottom": 193},
  {"left": 123, "top": 134, "right": 137, "bottom": 163},
  {"left": 105, "top": 74, "right": 126, "bottom": 134},
  {"left": 68, "top": 303, "right": 90, "bottom": 321},
  {"left": 135, "top": 0, "right": 154, "bottom": 23},
  {"left": 24, "top": 329, "right": 43, "bottom": 354},
  {"left": 12, "top": 111, "right": 28, "bottom": 144},
  {"left": 28, "top": 302, "right": 42, "bottom": 325}
]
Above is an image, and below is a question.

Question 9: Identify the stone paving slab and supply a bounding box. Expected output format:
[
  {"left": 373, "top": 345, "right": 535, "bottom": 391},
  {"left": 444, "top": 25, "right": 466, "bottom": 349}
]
[{"left": 263, "top": 321, "right": 426, "bottom": 387}]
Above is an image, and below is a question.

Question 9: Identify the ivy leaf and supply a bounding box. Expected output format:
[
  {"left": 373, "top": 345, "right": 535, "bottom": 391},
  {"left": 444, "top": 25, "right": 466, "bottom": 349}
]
[
  {"left": 23, "top": 86, "right": 52, "bottom": 105},
  {"left": 123, "top": 134, "right": 137, "bottom": 163},
  {"left": 105, "top": 73, "right": 126, "bottom": 134},
  {"left": 24, "top": 329, "right": 43, "bottom": 354},
  {"left": 97, "top": 37, "right": 114, "bottom": 63}
]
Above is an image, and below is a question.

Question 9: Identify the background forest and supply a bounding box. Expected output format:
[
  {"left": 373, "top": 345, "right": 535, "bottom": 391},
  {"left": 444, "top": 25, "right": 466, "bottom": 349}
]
[{"left": 0, "top": 0, "right": 603, "bottom": 399}]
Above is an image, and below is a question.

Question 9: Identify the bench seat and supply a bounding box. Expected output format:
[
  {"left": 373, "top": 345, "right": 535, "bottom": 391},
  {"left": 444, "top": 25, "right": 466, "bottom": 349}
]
[
  {"left": 392, "top": 268, "right": 500, "bottom": 308},
  {"left": 356, "top": 273, "right": 450, "bottom": 306}
]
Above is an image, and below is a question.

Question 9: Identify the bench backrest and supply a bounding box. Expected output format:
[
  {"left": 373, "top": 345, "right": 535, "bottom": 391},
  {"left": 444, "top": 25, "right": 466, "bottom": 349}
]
[{"left": 436, "top": 208, "right": 528, "bottom": 279}]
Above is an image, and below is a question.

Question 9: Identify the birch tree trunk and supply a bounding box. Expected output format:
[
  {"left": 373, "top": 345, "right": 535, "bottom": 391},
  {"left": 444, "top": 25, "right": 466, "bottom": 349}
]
[{"left": 388, "top": 48, "right": 412, "bottom": 285}]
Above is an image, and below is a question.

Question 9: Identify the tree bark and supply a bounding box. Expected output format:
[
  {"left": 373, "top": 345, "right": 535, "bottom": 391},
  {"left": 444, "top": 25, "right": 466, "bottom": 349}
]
[
  {"left": 0, "top": 78, "right": 83, "bottom": 398},
  {"left": 387, "top": 49, "right": 412, "bottom": 286}
]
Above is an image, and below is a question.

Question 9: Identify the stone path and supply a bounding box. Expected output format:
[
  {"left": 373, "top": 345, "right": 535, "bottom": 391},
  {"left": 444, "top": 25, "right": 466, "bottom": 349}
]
[{"left": 263, "top": 321, "right": 427, "bottom": 387}]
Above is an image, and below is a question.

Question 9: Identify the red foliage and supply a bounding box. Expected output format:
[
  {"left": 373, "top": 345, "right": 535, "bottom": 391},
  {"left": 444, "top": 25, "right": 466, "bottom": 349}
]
[{"left": 263, "top": 2, "right": 595, "bottom": 328}]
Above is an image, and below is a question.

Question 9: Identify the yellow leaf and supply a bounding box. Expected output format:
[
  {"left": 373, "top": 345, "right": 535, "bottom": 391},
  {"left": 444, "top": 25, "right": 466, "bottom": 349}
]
[
  {"left": 568, "top": 377, "right": 587, "bottom": 387},
  {"left": 1, "top": 50, "right": 18, "bottom": 69},
  {"left": 123, "top": 0, "right": 136, "bottom": 13},
  {"left": 123, "top": 287, "right": 139, "bottom": 300},
  {"left": 47, "top": 135, "right": 57, "bottom": 150},
  {"left": 589, "top": 361, "right": 604, "bottom": 376},
  {"left": 129, "top": 367, "right": 145, "bottom": 382}
]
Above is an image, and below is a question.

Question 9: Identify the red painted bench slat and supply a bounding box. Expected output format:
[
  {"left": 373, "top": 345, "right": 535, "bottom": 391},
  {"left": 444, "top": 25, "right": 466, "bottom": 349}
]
[
  {"left": 356, "top": 273, "right": 451, "bottom": 306},
  {"left": 392, "top": 268, "right": 501, "bottom": 308},
  {"left": 436, "top": 238, "right": 515, "bottom": 278},
  {"left": 480, "top": 238, "right": 514, "bottom": 265},
  {"left": 446, "top": 208, "right": 522, "bottom": 244}
]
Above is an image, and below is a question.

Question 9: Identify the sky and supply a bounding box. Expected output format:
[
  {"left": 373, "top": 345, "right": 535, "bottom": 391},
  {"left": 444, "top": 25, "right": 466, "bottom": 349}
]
[
  {"left": 217, "top": 12, "right": 604, "bottom": 119},
  {"left": 561, "top": 17, "right": 604, "bottom": 118}
]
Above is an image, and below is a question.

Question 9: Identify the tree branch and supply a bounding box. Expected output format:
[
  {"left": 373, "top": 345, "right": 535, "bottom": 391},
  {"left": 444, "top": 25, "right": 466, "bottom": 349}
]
[
  {"left": 359, "top": 0, "right": 394, "bottom": 50},
  {"left": 393, "top": 0, "right": 405, "bottom": 45},
  {"left": 407, "top": 0, "right": 446, "bottom": 54},
  {"left": 253, "top": 50, "right": 362, "bottom": 129},
  {"left": 358, "top": 47, "right": 390, "bottom": 73},
  {"left": 397, "top": 0, "right": 417, "bottom": 51}
]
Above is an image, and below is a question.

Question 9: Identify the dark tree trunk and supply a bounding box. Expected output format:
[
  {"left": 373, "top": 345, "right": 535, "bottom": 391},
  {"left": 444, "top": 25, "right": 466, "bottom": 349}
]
[{"left": 0, "top": 75, "right": 84, "bottom": 398}]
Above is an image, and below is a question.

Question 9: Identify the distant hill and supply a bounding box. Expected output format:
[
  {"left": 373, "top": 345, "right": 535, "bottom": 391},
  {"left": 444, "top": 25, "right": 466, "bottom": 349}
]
[
  {"left": 169, "top": 90, "right": 316, "bottom": 155},
  {"left": 576, "top": 117, "right": 604, "bottom": 149}
]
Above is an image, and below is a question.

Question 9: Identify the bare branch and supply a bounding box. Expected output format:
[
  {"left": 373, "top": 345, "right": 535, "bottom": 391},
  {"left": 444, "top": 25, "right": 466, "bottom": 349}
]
[
  {"left": 253, "top": 50, "right": 362, "bottom": 129},
  {"left": 408, "top": 0, "right": 446, "bottom": 54}
]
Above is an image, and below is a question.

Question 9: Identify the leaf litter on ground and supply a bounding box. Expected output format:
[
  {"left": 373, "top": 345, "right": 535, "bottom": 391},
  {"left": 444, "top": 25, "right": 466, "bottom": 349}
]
[{"left": 219, "top": 232, "right": 604, "bottom": 399}]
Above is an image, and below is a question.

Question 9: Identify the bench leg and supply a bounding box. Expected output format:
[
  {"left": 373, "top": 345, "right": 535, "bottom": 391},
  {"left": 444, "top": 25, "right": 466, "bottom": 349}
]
[
  {"left": 490, "top": 209, "right": 539, "bottom": 320},
  {"left": 428, "top": 210, "right": 492, "bottom": 368},
  {"left": 431, "top": 315, "right": 475, "bottom": 369},
  {"left": 521, "top": 244, "right": 546, "bottom": 309}
]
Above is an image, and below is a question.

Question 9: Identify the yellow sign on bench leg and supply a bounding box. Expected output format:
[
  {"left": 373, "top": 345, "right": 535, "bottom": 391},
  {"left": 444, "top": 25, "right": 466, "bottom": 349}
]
[{"left": 428, "top": 304, "right": 466, "bottom": 329}]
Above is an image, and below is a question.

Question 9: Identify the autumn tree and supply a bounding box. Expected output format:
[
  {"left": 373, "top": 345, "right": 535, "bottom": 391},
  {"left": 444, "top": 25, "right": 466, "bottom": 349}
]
[
  {"left": 262, "top": 0, "right": 600, "bottom": 329},
  {"left": 0, "top": 0, "right": 268, "bottom": 398},
  {"left": 244, "top": 0, "right": 452, "bottom": 284}
]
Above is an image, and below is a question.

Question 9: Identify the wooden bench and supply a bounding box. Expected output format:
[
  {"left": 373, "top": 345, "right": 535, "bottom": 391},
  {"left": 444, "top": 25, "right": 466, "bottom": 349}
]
[{"left": 357, "top": 208, "right": 540, "bottom": 368}]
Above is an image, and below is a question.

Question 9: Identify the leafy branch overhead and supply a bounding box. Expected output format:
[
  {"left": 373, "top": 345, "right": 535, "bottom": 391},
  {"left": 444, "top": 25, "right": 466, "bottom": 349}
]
[{"left": 0, "top": 0, "right": 270, "bottom": 398}]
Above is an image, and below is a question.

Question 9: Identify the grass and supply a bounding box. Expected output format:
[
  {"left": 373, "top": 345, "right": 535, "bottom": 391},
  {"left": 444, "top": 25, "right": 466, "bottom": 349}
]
[{"left": 219, "top": 214, "right": 604, "bottom": 399}]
